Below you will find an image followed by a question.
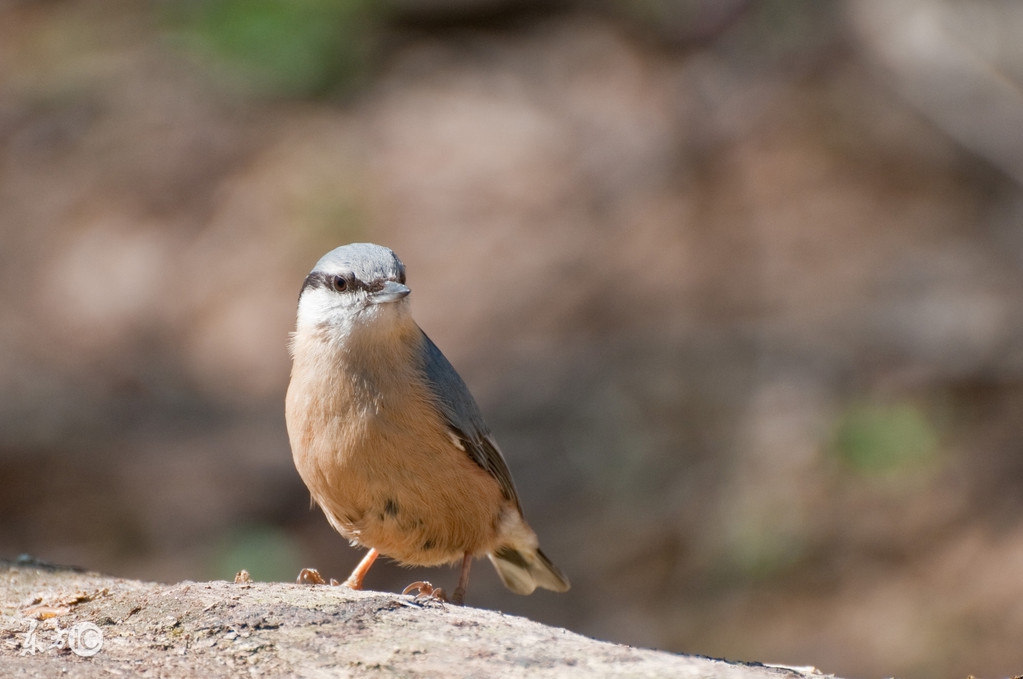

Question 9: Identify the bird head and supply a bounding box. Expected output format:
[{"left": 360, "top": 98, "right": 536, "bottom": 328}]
[{"left": 295, "top": 243, "right": 411, "bottom": 340}]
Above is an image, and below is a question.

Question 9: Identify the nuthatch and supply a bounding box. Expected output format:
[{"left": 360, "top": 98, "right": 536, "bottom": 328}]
[{"left": 285, "top": 243, "right": 569, "bottom": 604}]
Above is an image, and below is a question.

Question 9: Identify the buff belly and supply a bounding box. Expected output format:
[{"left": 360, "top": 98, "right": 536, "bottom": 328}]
[{"left": 289, "top": 395, "right": 510, "bottom": 567}]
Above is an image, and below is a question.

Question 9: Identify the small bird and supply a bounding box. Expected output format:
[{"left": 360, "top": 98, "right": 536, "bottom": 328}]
[{"left": 285, "top": 243, "right": 569, "bottom": 604}]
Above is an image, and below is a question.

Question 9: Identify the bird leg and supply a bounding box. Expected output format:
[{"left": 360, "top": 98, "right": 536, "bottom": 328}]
[
  {"left": 296, "top": 548, "right": 379, "bottom": 588},
  {"left": 452, "top": 552, "right": 472, "bottom": 605},
  {"left": 343, "top": 548, "right": 379, "bottom": 590}
]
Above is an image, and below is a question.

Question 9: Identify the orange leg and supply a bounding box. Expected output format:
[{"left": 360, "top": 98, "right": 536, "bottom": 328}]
[{"left": 343, "top": 548, "right": 379, "bottom": 590}]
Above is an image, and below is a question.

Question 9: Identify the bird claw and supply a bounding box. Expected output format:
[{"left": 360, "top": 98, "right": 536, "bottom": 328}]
[
  {"left": 402, "top": 581, "right": 448, "bottom": 602},
  {"left": 301, "top": 571, "right": 461, "bottom": 604},
  {"left": 297, "top": 568, "right": 338, "bottom": 585}
]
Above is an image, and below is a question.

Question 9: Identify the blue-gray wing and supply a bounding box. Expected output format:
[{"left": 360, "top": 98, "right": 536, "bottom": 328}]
[{"left": 419, "top": 331, "right": 521, "bottom": 511}]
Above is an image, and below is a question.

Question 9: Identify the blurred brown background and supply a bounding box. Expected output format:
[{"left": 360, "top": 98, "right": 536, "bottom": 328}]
[{"left": 4, "top": 0, "right": 1023, "bottom": 677}]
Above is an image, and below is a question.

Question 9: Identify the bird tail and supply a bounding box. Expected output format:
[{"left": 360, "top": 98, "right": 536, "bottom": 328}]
[{"left": 488, "top": 545, "right": 570, "bottom": 595}]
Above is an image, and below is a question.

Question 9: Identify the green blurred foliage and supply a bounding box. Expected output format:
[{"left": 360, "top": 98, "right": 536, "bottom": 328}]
[
  {"left": 210, "top": 525, "right": 303, "bottom": 583},
  {"left": 167, "top": 0, "right": 381, "bottom": 98},
  {"left": 722, "top": 510, "right": 806, "bottom": 581},
  {"left": 832, "top": 401, "right": 941, "bottom": 476}
]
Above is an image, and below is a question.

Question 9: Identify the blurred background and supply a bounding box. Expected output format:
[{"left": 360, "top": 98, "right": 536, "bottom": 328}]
[{"left": 3, "top": 0, "right": 1023, "bottom": 676}]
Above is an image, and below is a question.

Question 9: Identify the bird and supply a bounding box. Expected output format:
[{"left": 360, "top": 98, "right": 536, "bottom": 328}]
[{"left": 285, "top": 242, "right": 569, "bottom": 604}]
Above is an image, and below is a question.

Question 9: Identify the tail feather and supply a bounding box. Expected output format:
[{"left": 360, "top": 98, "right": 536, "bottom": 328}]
[{"left": 489, "top": 545, "right": 570, "bottom": 595}]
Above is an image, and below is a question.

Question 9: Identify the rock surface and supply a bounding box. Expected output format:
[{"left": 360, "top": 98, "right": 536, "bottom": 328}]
[{"left": 0, "top": 560, "right": 828, "bottom": 678}]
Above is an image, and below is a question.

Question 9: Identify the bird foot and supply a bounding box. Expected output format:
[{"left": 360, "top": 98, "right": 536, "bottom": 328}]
[
  {"left": 402, "top": 581, "right": 449, "bottom": 603},
  {"left": 297, "top": 568, "right": 326, "bottom": 585},
  {"left": 402, "top": 581, "right": 466, "bottom": 605},
  {"left": 296, "top": 568, "right": 339, "bottom": 586}
]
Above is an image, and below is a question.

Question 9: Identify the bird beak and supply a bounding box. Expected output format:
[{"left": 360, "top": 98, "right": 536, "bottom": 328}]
[{"left": 369, "top": 280, "right": 411, "bottom": 304}]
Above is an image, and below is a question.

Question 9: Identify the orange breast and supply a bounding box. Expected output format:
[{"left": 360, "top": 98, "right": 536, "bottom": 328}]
[{"left": 286, "top": 329, "right": 510, "bottom": 566}]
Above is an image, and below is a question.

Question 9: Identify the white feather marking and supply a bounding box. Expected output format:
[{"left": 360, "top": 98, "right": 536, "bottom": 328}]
[{"left": 447, "top": 430, "right": 465, "bottom": 451}]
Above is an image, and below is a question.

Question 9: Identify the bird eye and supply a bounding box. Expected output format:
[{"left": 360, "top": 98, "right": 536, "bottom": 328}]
[{"left": 331, "top": 275, "right": 349, "bottom": 292}]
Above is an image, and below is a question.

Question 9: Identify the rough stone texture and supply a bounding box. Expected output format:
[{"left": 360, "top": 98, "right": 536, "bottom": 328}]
[{"left": 0, "top": 560, "right": 828, "bottom": 678}]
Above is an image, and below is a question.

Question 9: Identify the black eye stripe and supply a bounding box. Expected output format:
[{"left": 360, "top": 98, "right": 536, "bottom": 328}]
[
  {"left": 299, "top": 272, "right": 326, "bottom": 299},
  {"left": 299, "top": 272, "right": 347, "bottom": 299},
  {"left": 299, "top": 270, "right": 406, "bottom": 300}
]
